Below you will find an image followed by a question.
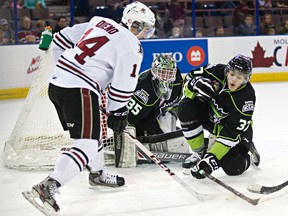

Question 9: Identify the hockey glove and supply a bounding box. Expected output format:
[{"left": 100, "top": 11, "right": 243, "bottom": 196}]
[
  {"left": 191, "top": 153, "right": 219, "bottom": 179},
  {"left": 188, "top": 77, "right": 216, "bottom": 100},
  {"left": 107, "top": 106, "right": 129, "bottom": 134}
]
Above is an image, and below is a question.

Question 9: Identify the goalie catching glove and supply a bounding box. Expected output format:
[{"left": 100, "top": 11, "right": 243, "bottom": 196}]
[
  {"left": 185, "top": 76, "right": 216, "bottom": 100},
  {"left": 107, "top": 106, "right": 129, "bottom": 134},
  {"left": 191, "top": 153, "right": 219, "bottom": 179}
]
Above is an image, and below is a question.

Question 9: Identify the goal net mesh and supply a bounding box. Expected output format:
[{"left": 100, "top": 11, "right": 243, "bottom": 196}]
[{"left": 3, "top": 49, "right": 115, "bottom": 170}]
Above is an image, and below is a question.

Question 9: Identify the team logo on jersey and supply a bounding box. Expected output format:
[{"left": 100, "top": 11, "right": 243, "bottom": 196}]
[
  {"left": 134, "top": 89, "right": 149, "bottom": 104},
  {"left": 242, "top": 101, "right": 254, "bottom": 112}
]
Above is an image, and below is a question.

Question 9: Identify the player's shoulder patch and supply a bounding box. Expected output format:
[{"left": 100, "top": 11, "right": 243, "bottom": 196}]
[
  {"left": 134, "top": 89, "right": 149, "bottom": 104},
  {"left": 242, "top": 101, "right": 254, "bottom": 112}
]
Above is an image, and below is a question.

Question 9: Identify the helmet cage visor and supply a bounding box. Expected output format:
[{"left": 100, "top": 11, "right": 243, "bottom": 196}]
[
  {"left": 152, "top": 67, "right": 177, "bottom": 82},
  {"left": 132, "top": 21, "right": 155, "bottom": 39}
]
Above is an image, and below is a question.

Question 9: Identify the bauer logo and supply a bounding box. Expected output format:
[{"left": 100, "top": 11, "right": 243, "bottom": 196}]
[{"left": 140, "top": 39, "right": 208, "bottom": 73}]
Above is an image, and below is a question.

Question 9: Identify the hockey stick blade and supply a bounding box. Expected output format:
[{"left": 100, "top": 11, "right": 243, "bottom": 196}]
[
  {"left": 247, "top": 180, "right": 288, "bottom": 194},
  {"left": 205, "top": 173, "right": 261, "bottom": 205},
  {"left": 22, "top": 190, "right": 58, "bottom": 216},
  {"left": 124, "top": 131, "right": 226, "bottom": 202}
]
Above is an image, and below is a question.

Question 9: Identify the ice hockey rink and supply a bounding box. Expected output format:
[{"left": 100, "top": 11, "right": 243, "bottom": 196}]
[{"left": 0, "top": 82, "right": 288, "bottom": 216}]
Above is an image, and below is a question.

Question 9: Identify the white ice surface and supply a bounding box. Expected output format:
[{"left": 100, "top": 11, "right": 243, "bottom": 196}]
[{"left": 1, "top": 82, "right": 288, "bottom": 216}]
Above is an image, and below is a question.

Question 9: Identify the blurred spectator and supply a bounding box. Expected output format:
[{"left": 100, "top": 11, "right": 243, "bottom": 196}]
[
  {"left": 214, "top": 26, "right": 225, "bottom": 36},
  {"left": 10, "top": 0, "right": 22, "bottom": 8},
  {"left": 259, "top": 0, "right": 272, "bottom": 8},
  {"left": 0, "top": 30, "right": 9, "bottom": 45},
  {"left": 162, "top": 3, "right": 173, "bottom": 37},
  {"left": 52, "top": 17, "right": 67, "bottom": 34},
  {"left": 259, "top": 0, "right": 272, "bottom": 15},
  {"left": 267, "top": 27, "right": 276, "bottom": 35},
  {"left": 36, "top": 19, "right": 46, "bottom": 37},
  {"left": 23, "top": 0, "right": 46, "bottom": 9},
  {"left": 236, "top": 14, "right": 256, "bottom": 35},
  {"left": 279, "top": 19, "right": 288, "bottom": 35},
  {"left": 0, "top": 18, "right": 15, "bottom": 44},
  {"left": 260, "top": 13, "right": 276, "bottom": 35},
  {"left": 18, "top": 16, "right": 39, "bottom": 44},
  {"left": 151, "top": 8, "right": 164, "bottom": 38},
  {"left": 170, "top": 26, "right": 181, "bottom": 38},
  {"left": 107, "top": 0, "right": 128, "bottom": 23},
  {"left": 274, "top": 1, "right": 288, "bottom": 8},
  {"left": 169, "top": 0, "right": 185, "bottom": 37},
  {"left": 195, "top": 29, "right": 203, "bottom": 37},
  {"left": 232, "top": 0, "right": 250, "bottom": 33}
]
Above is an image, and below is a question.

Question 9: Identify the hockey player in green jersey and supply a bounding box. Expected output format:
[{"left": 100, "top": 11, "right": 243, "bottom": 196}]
[
  {"left": 127, "top": 54, "right": 184, "bottom": 137},
  {"left": 178, "top": 54, "right": 260, "bottom": 179}
]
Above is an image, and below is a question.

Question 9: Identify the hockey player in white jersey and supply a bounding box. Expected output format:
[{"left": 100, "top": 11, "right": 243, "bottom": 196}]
[{"left": 22, "top": 2, "right": 155, "bottom": 215}]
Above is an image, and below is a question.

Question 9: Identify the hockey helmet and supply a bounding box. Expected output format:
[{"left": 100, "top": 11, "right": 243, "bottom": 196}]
[
  {"left": 225, "top": 54, "right": 253, "bottom": 83},
  {"left": 121, "top": 1, "right": 155, "bottom": 39},
  {"left": 151, "top": 54, "right": 177, "bottom": 100}
]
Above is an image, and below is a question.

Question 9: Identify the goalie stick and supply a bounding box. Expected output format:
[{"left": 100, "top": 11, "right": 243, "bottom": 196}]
[
  {"left": 142, "top": 151, "right": 190, "bottom": 162},
  {"left": 137, "top": 130, "right": 183, "bottom": 143},
  {"left": 247, "top": 180, "right": 288, "bottom": 194}
]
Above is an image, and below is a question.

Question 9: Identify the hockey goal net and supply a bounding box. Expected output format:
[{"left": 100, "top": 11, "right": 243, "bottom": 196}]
[{"left": 3, "top": 49, "right": 116, "bottom": 170}]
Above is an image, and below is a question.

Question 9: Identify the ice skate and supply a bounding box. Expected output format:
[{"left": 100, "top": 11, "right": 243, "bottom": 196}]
[
  {"left": 22, "top": 177, "right": 60, "bottom": 216},
  {"left": 182, "top": 152, "right": 202, "bottom": 175},
  {"left": 89, "top": 170, "right": 125, "bottom": 188},
  {"left": 249, "top": 142, "right": 260, "bottom": 167}
]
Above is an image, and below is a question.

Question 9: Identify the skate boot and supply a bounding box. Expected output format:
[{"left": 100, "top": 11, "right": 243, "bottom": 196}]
[
  {"left": 249, "top": 142, "right": 260, "bottom": 167},
  {"left": 89, "top": 170, "right": 125, "bottom": 187},
  {"left": 22, "top": 177, "right": 60, "bottom": 215},
  {"left": 182, "top": 152, "right": 202, "bottom": 169},
  {"left": 182, "top": 152, "right": 202, "bottom": 175}
]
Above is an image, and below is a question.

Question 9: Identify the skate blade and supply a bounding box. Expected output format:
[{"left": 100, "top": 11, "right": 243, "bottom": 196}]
[
  {"left": 89, "top": 184, "right": 127, "bottom": 190},
  {"left": 183, "top": 168, "right": 191, "bottom": 175},
  {"left": 22, "top": 190, "right": 58, "bottom": 216}
]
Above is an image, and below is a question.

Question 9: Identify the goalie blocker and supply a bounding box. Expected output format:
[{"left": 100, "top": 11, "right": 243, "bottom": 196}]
[{"left": 113, "top": 127, "right": 190, "bottom": 167}]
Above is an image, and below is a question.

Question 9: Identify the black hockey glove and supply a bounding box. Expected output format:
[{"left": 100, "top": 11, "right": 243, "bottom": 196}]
[
  {"left": 188, "top": 77, "right": 216, "bottom": 100},
  {"left": 107, "top": 106, "right": 129, "bottom": 134},
  {"left": 191, "top": 153, "right": 219, "bottom": 179}
]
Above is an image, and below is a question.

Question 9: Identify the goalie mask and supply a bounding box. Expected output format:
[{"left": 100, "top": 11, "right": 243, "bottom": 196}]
[
  {"left": 151, "top": 54, "right": 177, "bottom": 100},
  {"left": 225, "top": 54, "right": 253, "bottom": 83},
  {"left": 121, "top": 1, "right": 156, "bottom": 39}
]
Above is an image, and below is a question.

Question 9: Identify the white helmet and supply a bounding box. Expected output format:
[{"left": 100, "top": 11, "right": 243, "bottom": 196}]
[{"left": 121, "top": 1, "right": 156, "bottom": 39}]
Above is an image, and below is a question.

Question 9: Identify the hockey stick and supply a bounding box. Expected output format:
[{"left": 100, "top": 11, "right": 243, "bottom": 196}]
[
  {"left": 113, "top": 132, "right": 122, "bottom": 167},
  {"left": 247, "top": 180, "right": 288, "bottom": 194},
  {"left": 204, "top": 173, "right": 260, "bottom": 205},
  {"left": 204, "top": 173, "right": 288, "bottom": 205},
  {"left": 137, "top": 130, "right": 183, "bottom": 143},
  {"left": 137, "top": 149, "right": 191, "bottom": 163},
  {"left": 124, "top": 131, "right": 221, "bottom": 202}
]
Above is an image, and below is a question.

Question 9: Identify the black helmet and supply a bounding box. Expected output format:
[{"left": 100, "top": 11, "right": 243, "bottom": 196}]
[{"left": 226, "top": 54, "right": 252, "bottom": 83}]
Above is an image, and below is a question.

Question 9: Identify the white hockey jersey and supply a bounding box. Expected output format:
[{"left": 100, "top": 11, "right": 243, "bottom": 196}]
[{"left": 50, "top": 16, "right": 143, "bottom": 112}]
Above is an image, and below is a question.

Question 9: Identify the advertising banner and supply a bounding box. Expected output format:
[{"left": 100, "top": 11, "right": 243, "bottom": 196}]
[{"left": 140, "top": 38, "right": 208, "bottom": 73}]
